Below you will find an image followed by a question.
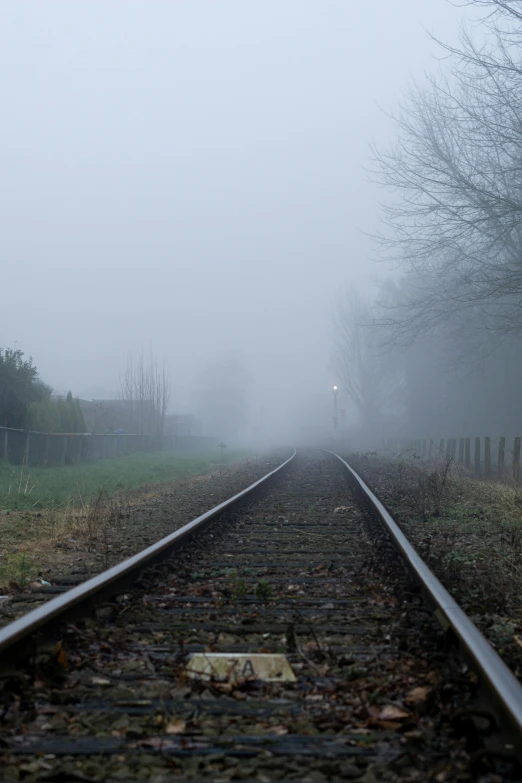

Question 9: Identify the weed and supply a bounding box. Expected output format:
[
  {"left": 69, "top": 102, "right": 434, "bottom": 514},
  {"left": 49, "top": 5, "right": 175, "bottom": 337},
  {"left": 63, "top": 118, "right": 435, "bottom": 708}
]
[
  {"left": 0, "top": 464, "right": 38, "bottom": 504},
  {"left": 390, "top": 455, "right": 454, "bottom": 521},
  {"left": 255, "top": 579, "right": 273, "bottom": 603},
  {"left": 0, "top": 552, "right": 38, "bottom": 590},
  {"left": 231, "top": 574, "right": 248, "bottom": 603},
  {"left": 488, "top": 618, "right": 516, "bottom": 646}
]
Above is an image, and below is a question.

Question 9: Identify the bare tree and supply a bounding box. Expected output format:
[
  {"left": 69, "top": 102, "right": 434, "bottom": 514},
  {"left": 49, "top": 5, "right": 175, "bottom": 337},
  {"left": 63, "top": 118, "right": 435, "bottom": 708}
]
[
  {"left": 372, "top": 4, "right": 522, "bottom": 346},
  {"left": 120, "top": 350, "right": 171, "bottom": 445},
  {"left": 333, "top": 289, "right": 404, "bottom": 433},
  {"left": 458, "top": 1, "right": 522, "bottom": 32},
  {"left": 151, "top": 360, "right": 171, "bottom": 447}
]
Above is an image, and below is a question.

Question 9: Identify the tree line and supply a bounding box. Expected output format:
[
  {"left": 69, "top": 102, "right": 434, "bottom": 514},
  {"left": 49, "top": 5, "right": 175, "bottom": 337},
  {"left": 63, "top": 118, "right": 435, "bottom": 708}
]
[
  {"left": 0, "top": 343, "right": 249, "bottom": 444},
  {"left": 335, "top": 1, "right": 522, "bottom": 442},
  {"left": 0, "top": 348, "right": 86, "bottom": 433},
  {"left": 0, "top": 347, "right": 171, "bottom": 439}
]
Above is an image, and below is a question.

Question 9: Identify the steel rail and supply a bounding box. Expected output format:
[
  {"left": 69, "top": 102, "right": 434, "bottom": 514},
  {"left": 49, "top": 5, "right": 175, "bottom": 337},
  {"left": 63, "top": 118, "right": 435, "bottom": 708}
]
[
  {"left": 328, "top": 450, "right": 522, "bottom": 754},
  {"left": 0, "top": 450, "right": 296, "bottom": 658}
]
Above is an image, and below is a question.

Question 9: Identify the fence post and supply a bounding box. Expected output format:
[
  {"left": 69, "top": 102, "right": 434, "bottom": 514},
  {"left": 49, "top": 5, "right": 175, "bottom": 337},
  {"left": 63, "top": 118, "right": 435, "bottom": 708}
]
[
  {"left": 474, "top": 437, "right": 481, "bottom": 475},
  {"left": 25, "top": 432, "right": 31, "bottom": 468},
  {"left": 458, "top": 438, "right": 464, "bottom": 465},
  {"left": 61, "top": 436, "right": 67, "bottom": 466},
  {"left": 484, "top": 437, "right": 491, "bottom": 478},
  {"left": 513, "top": 437, "right": 521, "bottom": 482},
  {"left": 1, "top": 429, "right": 7, "bottom": 460},
  {"left": 439, "top": 439, "right": 445, "bottom": 458},
  {"left": 498, "top": 437, "right": 505, "bottom": 480},
  {"left": 44, "top": 435, "right": 50, "bottom": 466},
  {"left": 465, "top": 437, "right": 471, "bottom": 470}
]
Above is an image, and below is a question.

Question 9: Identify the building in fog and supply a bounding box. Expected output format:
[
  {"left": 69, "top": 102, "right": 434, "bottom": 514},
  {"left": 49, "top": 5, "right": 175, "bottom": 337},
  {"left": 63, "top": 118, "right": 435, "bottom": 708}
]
[{"left": 164, "top": 414, "right": 202, "bottom": 438}]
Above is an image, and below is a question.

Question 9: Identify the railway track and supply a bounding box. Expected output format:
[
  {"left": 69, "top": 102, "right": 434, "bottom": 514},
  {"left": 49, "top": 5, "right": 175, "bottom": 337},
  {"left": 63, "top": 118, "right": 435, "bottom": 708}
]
[{"left": 1, "top": 451, "right": 522, "bottom": 782}]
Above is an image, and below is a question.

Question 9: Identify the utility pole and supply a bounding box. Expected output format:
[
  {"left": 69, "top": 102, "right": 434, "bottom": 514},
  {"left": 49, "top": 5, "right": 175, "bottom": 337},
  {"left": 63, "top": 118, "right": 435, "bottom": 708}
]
[
  {"left": 332, "top": 386, "right": 339, "bottom": 437},
  {"left": 340, "top": 408, "right": 346, "bottom": 439}
]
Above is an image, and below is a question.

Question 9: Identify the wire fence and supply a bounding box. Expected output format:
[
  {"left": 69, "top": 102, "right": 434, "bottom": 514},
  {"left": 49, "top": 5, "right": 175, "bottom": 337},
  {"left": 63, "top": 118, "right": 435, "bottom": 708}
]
[{"left": 0, "top": 428, "right": 218, "bottom": 468}]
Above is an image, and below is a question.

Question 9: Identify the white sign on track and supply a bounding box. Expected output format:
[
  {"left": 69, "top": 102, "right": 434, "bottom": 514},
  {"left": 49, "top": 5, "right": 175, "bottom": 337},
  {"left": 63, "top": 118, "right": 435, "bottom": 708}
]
[{"left": 186, "top": 653, "right": 297, "bottom": 683}]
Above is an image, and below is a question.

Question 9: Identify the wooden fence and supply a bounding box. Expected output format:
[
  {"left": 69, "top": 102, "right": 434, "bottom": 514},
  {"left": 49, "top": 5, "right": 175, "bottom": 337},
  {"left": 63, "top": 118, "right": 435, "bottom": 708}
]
[{"left": 384, "top": 436, "right": 522, "bottom": 481}]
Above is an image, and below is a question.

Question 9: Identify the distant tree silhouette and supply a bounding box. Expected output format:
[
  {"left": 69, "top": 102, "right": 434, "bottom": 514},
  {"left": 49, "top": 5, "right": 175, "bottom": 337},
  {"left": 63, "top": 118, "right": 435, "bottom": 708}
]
[{"left": 0, "top": 348, "right": 50, "bottom": 429}]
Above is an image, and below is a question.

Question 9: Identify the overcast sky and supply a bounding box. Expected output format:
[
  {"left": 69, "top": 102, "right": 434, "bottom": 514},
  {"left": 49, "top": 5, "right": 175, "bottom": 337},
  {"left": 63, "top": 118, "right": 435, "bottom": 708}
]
[{"left": 1, "top": 1, "right": 472, "bottom": 434}]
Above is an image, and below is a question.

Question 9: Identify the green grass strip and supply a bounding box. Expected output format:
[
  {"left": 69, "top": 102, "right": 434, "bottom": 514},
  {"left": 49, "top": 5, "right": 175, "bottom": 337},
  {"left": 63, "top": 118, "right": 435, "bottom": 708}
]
[{"left": 0, "top": 450, "right": 251, "bottom": 511}]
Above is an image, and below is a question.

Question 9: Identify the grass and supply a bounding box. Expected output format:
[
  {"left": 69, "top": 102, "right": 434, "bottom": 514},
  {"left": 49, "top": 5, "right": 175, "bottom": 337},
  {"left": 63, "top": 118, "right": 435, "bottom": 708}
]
[
  {"left": 0, "top": 552, "right": 38, "bottom": 590},
  {"left": 0, "top": 449, "right": 250, "bottom": 511},
  {"left": 350, "top": 453, "right": 522, "bottom": 619},
  {"left": 0, "top": 448, "right": 262, "bottom": 592},
  {"left": 417, "top": 479, "right": 522, "bottom": 594}
]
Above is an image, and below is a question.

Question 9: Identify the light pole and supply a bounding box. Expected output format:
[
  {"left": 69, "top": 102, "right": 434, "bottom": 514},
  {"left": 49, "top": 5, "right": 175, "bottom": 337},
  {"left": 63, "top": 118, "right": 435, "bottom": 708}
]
[
  {"left": 332, "top": 385, "right": 339, "bottom": 437},
  {"left": 340, "top": 407, "right": 346, "bottom": 438}
]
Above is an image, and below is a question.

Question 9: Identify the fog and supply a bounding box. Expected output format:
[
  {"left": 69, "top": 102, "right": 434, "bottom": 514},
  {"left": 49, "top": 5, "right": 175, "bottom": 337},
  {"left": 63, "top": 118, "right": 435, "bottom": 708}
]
[{"left": 1, "top": 1, "right": 472, "bottom": 443}]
